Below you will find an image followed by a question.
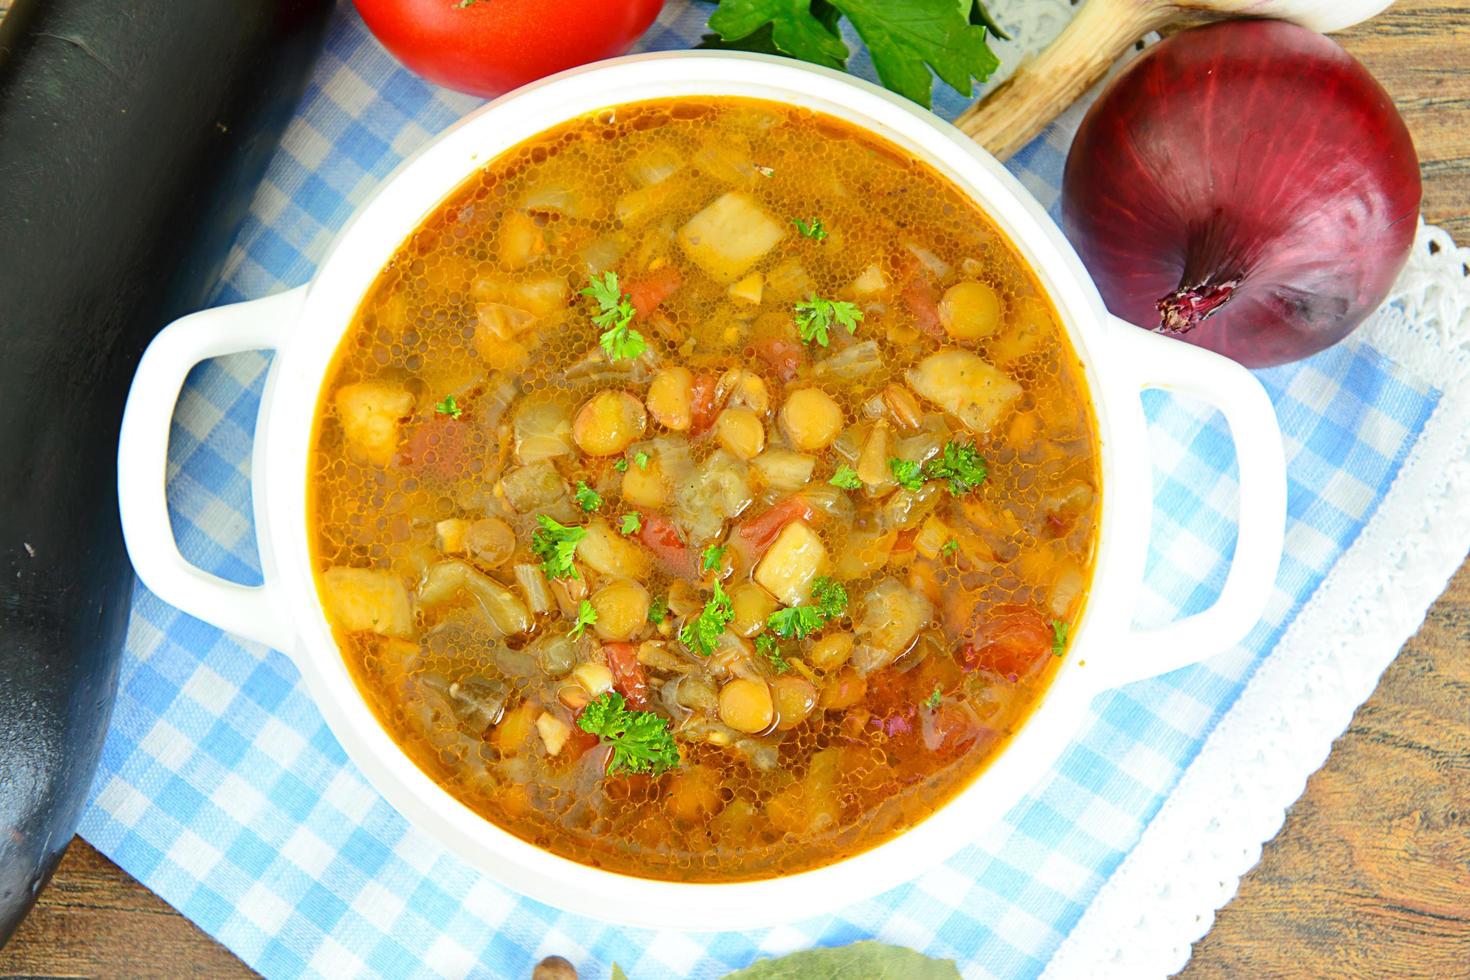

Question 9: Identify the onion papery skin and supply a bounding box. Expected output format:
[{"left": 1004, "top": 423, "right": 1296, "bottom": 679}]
[{"left": 1061, "top": 20, "right": 1421, "bottom": 368}]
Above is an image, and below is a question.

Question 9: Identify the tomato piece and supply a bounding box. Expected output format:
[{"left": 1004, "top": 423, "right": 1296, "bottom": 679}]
[
  {"left": 957, "top": 605, "right": 1053, "bottom": 680},
  {"left": 602, "top": 642, "right": 650, "bottom": 710},
  {"left": 625, "top": 266, "right": 682, "bottom": 319},
  {"left": 735, "top": 495, "right": 817, "bottom": 554},
  {"left": 902, "top": 278, "right": 945, "bottom": 339},
  {"left": 752, "top": 336, "right": 806, "bottom": 383},
  {"left": 637, "top": 512, "right": 698, "bottom": 578},
  {"left": 397, "top": 414, "right": 470, "bottom": 480},
  {"left": 353, "top": 0, "right": 666, "bottom": 99},
  {"left": 921, "top": 703, "right": 994, "bottom": 757},
  {"left": 689, "top": 372, "right": 719, "bottom": 435}
]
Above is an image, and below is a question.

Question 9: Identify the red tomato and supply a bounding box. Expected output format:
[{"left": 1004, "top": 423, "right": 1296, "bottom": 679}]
[
  {"left": 353, "top": 0, "right": 666, "bottom": 99},
  {"left": 637, "top": 513, "right": 698, "bottom": 578},
  {"left": 602, "top": 642, "right": 650, "bottom": 709},
  {"left": 752, "top": 336, "right": 806, "bottom": 382},
  {"left": 397, "top": 414, "right": 470, "bottom": 480},
  {"left": 688, "top": 372, "right": 719, "bottom": 435},
  {"left": 626, "top": 267, "right": 682, "bottom": 319},
  {"left": 958, "top": 605, "right": 1053, "bottom": 680}
]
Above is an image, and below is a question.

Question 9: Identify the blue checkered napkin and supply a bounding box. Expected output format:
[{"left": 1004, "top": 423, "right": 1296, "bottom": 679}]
[{"left": 80, "top": 5, "right": 1445, "bottom": 978}]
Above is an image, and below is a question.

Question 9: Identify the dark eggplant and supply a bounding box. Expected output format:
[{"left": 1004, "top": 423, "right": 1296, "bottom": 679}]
[{"left": 0, "top": 0, "right": 331, "bottom": 944}]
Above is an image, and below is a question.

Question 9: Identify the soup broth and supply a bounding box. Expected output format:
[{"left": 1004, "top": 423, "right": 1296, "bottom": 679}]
[{"left": 308, "top": 97, "right": 1099, "bottom": 881}]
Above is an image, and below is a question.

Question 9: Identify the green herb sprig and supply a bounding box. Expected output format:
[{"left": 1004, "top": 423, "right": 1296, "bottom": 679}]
[{"left": 577, "top": 691, "right": 680, "bottom": 776}]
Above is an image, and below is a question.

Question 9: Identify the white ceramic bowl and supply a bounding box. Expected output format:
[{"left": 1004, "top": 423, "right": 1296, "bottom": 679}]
[{"left": 118, "top": 53, "right": 1285, "bottom": 930}]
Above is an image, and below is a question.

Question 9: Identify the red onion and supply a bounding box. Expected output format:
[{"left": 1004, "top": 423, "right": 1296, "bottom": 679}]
[{"left": 1061, "top": 20, "right": 1421, "bottom": 368}]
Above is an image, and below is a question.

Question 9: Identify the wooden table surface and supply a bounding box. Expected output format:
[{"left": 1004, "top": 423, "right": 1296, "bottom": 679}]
[{"left": 2, "top": 2, "right": 1467, "bottom": 977}]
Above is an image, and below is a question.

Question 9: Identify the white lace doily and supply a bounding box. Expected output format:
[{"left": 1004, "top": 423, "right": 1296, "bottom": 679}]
[{"left": 1045, "top": 221, "right": 1470, "bottom": 977}]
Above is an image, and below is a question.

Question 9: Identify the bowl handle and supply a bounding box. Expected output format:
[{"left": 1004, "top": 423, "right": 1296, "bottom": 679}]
[
  {"left": 1094, "top": 316, "right": 1287, "bottom": 688},
  {"left": 117, "top": 287, "right": 305, "bottom": 652}
]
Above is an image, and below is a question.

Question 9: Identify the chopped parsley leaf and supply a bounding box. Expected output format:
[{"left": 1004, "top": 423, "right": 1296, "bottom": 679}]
[
  {"left": 811, "top": 576, "right": 847, "bottom": 620},
  {"left": 570, "top": 599, "right": 598, "bottom": 640},
  {"left": 941, "top": 537, "right": 959, "bottom": 557},
  {"left": 791, "top": 216, "right": 828, "bottom": 241},
  {"left": 679, "top": 581, "right": 734, "bottom": 656},
  {"left": 614, "top": 458, "right": 629, "bottom": 473},
  {"left": 573, "top": 481, "right": 603, "bottom": 512},
  {"left": 619, "top": 512, "right": 642, "bottom": 536},
  {"left": 1052, "top": 619, "right": 1070, "bottom": 657},
  {"left": 577, "top": 691, "right": 680, "bottom": 776},
  {"left": 924, "top": 439, "right": 988, "bottom": 494},
  {"left": 767, "top": 605, "right": 825, "bottom": 640},
  {"left": 794, "top": 294, "right": 862, "bottom": 347},
  {"left": 633, "top": 451, "right": 651, "bottom": 470},
  {"left": 924, "top": 686, "right": 942, "bottom": 709},
  {"left": 829, "top": 465, "right": 862, "bottom": 490},
  {"left": 647, "top": 594, "right": 669, "bottom": 625},
  {"left": 888, "top": 457, "right": 925, "bottom": 492},
  {"left": 434, "top": 394, "right": 462, "bottom": 419},
  {"left": 755, "top": 633, "right": 791, "bottom": 674},
  {"left": 581, "top": 271, "right": 647, "bottom": 362},
  {"left": 701, "top": 543, "right": 727, "bottom": 573},
  {"left": 530, "top": 515, "right": 585, "bottom": 580}
]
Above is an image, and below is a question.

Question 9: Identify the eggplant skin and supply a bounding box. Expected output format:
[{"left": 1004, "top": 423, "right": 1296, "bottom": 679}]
[{"left": 0, "top": 0, "right": 331, "bottom": 944}]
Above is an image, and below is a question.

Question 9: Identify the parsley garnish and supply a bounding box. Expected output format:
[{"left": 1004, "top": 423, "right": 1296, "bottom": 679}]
[
  {"left": 794, "top": 295, "right": 863, "bottom": 347},
  {"left": 829, "top": 465, "right": 861, "bottom": 490},
  {"left": 574, "top": 481, "right": 603, "bottom": 512},
  {"left": 704, "top": 0, "right": 1002, "bottom": 110},
  {"left": 577, "top": 691, "right": 680, "bottom": 776},
  {"left": 619, "top": 512, "right": 641, "bottom": 536},
  {"left": 1052, "top": 619, "right": 1070, "bottom": 657},
  {"left": 941, "top": 538, "right": 959, "bottom": 557},
  {"left": 647, "top": 594, "right": 669, "bottom": 625},
  {"left": 633, "top": 451, "right": 650, "bottom": 470},
  {"left": 435, "top": 394, "right": 462, "bottom": 419},
  {"left": 888, "top": 457, "right": 925, "bottom": 491},
  {"left": 614, "top": 458, "right": 629, "bottom": 473},
  {"left": 791, "top": 217, "right": 828, "bottom": 241},
  {"left": 701, "top": 543, "right": 727, "bottom": 573},
  {"left": 581, "top": 271, "right": 647, "bottom": 362},
  {"left": 530, "top": 515, "right": 585, "bottom": 580},
  {"left": 925, "top": 685, "right": 942, "bottom": 709},
  {"left": 755, "top": 633, "right": 791, "bottom": 674},
  {"left": 679, "top": 581, "right": 734, "bottom": 656},
  {"left": 755, "top": 164, "right": 775, "bottom": 179},
  {"left": 924, "top": 439, "right": 988, "bottom": 494},
  {"left": 570, "top": 599, "right": 598, "bottom": 640},
  {"left": 767, "top": 576, "right": 847, "bottom": 640}
]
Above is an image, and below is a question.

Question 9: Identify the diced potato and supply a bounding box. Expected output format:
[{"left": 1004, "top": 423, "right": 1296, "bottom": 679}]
[
  {"left": 729, "top": 581, "right": 779, "bottom": 637},
  {"left": 535, "top": 711, "right": 571, "bottom": 755},
  {"left": 754, "top": 521, "right": 829, "bottom": 606},
  {"left": 851, "top": 578, "right": 932, "bottom": 674},
  {"left": 714, "top": 408, "right": 765, "bottom": 460},
  {"left": 436, "top": 518, "right": 470, "bottom": 554},
  {"left": 991, "top": 296, "right": 1052, "bottom": 365},
  {"left": 728, "top": 272, "right": 764, "bottom": 305},
  {"left": 779, "top": 388, "right": 844, "bottom": 451},
  {"left": 764, "top": 259, "right": 813, "bottom": 302},
  {"left": 590, "top": 579, "right": 650, "bottom": 641},
  {"left": 621, "top": 455, "right": 669, "bottom": 508},
  {"left": 939, "top": 281, "right": 1003, "bottom": 342},
  {"left": 616, "top": 177, "right": 690, "bottom": 229},
  {"left": 573, "top": 390, "right": 647, "bottom": 456},
  {"left": 834, "top": 528, "right": 896, "bottom": 580},
  {"left": 646, "top": 366, "right": 694, "bottom": 431},
  {"left": 907, "top": 349, "right": 1021, "bottom": 435},
  {"left": 322, "top": 567, "right": 414, "bottom": 638},
  {"left": 627, "top": 145, "right": 684, "bottom": 187},
  {"left": 691, "top": 138, "right": 754, "bottom": 184},
  {"left": 576, "top": 518, "right": 652, "bottom": 579},
  {"left": 334, "top": 382, "right": 413, "bottom": 466},
  {"left": 572, "top": 662, "right": 614, "bottom": 697},
  {"left": 496, "top": 211, "right": 546, "bottom": 270},
  {"left": 506, "top": 277, "right": 568, "bottom": 318},
  {"left": 751, "top": 449, "right": 816, "bottom": 492},
  {"left": 678, "top": 192, "right": 785, "bottom": 283},
  {"left": 851, "top": 262, "right": 887, "bottom": 297}
]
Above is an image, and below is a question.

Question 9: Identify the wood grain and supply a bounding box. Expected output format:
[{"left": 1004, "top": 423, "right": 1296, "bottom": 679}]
[{"left": 0, "top": 1, "right": 1467, "bottom": 977}]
